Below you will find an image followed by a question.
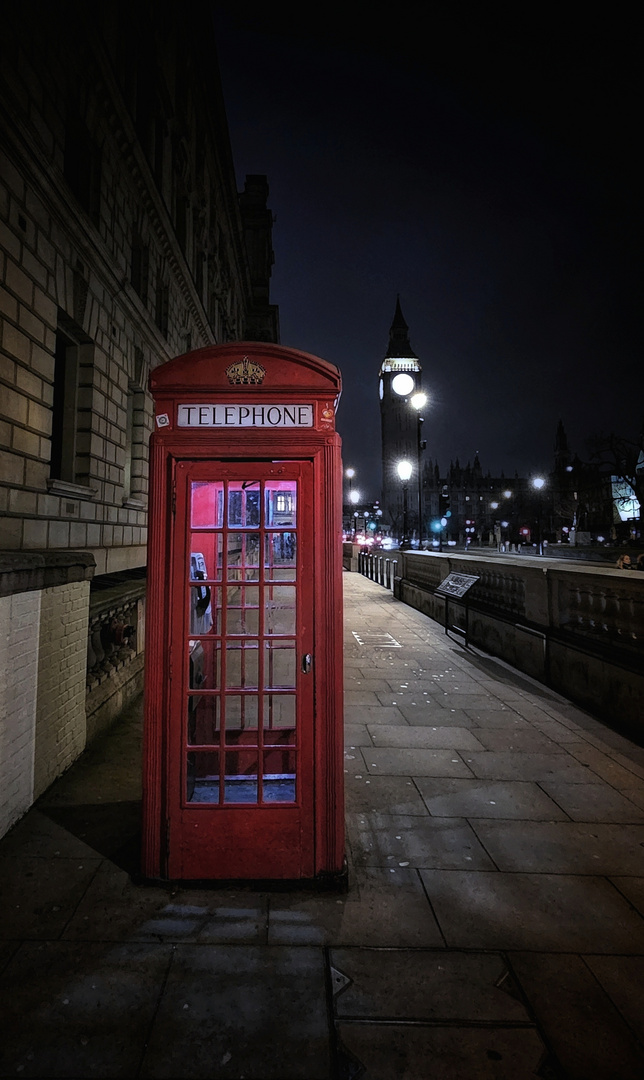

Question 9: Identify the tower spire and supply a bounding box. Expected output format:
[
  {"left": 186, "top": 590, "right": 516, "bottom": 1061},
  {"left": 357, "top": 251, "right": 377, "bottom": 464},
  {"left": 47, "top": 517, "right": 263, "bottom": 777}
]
[{"left": 385, "top": 296, "right": 418, "bottom": 359}]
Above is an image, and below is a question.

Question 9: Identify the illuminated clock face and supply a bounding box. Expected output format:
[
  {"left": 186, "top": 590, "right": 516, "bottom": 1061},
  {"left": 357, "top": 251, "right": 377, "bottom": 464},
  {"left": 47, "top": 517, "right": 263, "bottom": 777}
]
[
  {"left": 379, "top": 379, "right": 384, "bottom": 400},
  {"left": 391, "top": 372, "right": 415, "bottom": 397}
]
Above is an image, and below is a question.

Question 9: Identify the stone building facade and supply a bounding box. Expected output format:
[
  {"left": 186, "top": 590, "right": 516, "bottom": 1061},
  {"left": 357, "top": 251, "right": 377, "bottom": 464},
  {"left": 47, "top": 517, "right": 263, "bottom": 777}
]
[{"left": 0, "top": 1, "right": 278, "bottom": 837}]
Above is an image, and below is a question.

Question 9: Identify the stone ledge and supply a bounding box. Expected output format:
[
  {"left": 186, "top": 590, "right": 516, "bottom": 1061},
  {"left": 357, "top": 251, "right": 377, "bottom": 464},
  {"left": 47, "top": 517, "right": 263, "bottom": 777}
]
[{"left": 0, "top": 551, "right": 96, "bottom": 598}]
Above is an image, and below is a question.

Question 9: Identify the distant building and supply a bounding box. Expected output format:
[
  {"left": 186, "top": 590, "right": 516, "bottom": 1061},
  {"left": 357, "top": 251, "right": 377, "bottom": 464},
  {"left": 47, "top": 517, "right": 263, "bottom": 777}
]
[
  {"left": 422, "top": 455, "right": 527, "bottom": 547},
  {"left": 0, "top": 0, "right": 278, "bottom": 837}
]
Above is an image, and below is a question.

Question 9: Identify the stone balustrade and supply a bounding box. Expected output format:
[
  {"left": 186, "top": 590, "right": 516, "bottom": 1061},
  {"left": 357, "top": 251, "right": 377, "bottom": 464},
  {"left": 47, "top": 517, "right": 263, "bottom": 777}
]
[
  {"left": 359, "top": 549, "right": 644, "bottom": 737},
  {"left": 86, "top": 576, "right": 146, "bottom": 739}
]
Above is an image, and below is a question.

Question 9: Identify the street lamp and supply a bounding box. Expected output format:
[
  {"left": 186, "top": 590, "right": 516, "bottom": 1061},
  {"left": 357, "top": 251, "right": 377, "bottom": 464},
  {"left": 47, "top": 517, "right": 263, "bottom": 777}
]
[
  {"left": 349, "top": 489, "right": 361, "bottom": 541},
  {"left": 410, "top": 392, "right": 427, "bottom": 545},
  {"left": 397, "top": 459, "right": 413, "bottom": 547},
  {"left": 344, "top": 469, "right": 356, "bottom": 536},
  {"left": 532, "top": 476, "right": 546, "bottom": 555}
]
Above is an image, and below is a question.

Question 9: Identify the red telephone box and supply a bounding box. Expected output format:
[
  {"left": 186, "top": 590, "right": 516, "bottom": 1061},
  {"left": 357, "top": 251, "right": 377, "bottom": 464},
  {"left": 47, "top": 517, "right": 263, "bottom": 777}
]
[{"left": 141, "top": 343, "right": 344, "bottom": 882}]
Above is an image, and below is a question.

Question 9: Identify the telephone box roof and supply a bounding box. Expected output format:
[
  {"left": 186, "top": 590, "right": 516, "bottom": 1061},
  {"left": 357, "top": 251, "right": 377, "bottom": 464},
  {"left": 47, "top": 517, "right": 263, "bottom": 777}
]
[{"left": 150, "top": 341, "right": 341, "bottom": 395}]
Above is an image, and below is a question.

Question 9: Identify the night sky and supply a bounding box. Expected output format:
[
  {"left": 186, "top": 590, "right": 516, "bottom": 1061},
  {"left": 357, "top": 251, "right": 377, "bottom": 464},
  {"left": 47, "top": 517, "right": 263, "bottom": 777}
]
[{"left": 213, "top": 8, "right": 641, "bottom": 502}]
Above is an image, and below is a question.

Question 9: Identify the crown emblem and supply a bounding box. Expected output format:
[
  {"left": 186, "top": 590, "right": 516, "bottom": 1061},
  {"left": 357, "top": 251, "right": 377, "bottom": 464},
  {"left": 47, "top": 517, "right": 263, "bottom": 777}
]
[{"left": 225, "top": 356, "right": 266, "bottom": 385}]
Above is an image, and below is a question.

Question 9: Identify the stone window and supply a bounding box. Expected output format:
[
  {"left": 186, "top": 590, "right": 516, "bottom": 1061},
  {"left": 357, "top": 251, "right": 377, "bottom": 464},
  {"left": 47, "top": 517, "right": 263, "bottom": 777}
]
[
  {"left": 50, "top": 317, "right": 93, "bottom": 489},
  {"left": 122, "top": 384, "right": 147, "bottom": 507},
  {"left": 130, "top": 228, "right": 149, "bottom": 305},
  {"left": 155, "top": 277, "right": 169, "bottom": 338},
  {"left": 63, "top": 114, "right": 101, "bottom": 226}
]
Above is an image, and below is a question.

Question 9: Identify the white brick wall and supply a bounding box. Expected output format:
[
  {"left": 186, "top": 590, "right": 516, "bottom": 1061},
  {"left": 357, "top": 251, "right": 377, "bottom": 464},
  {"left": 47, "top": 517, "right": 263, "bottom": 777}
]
[
  {"left": 0, "top": 590, "right": 39, "bottom": 836},
  {"left": 33, "top": 581, "right": 89, "bottom": 798},
  {"left": 0, "top": 578, "right": 90, "bottom": 835}
]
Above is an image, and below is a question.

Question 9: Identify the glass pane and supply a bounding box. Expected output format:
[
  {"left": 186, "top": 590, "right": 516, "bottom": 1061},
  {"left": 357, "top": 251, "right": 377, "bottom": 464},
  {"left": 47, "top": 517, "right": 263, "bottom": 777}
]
[
  {"left": 187, "top": 751, "right": 220, "bottom": 803},
  {"left": 189, "top": 585, "right": 220, "bottom": 635},
  {"left": 265, "top": 532, "right": 297, "bottom": 580},
  {"left": 265, "top": 482, "right": 297, "bottom": 527},
  {"left": 187, "top": 695, "right": 220, "bottom": 745},
  {"left": 264, "top": 641, "right": 296, "bottom": 688},
  {"left": 190, "top": 538, "right": 223, "bottom": 581},
  {"left": 225, "top": 640, "right": 259, "bottom": 688},
  {"left": 228, "top": 482, "right": 260, "bottom": 528},
  {"left": 263, "top": 695, "right": 296, "bottom": 744},
  {"left": 188, "top": 639, "right": 221, "bottom": 690},
  {"left": 226, "top": 586, "right": 259, "bottom": 634},
  {"left": 265, "top": 586, "right": 296, "bottom": 635},
  {"left": 227, "top": 533, "right": 260, "bottom": 581},
  {"left": 263, "top": 749, "right": 296, "bottom": 803},
  {"left": 224, "top": 695, "right": 259, "bottom": 744},
  {"left": 224, "top": 751, "right": 258, "bottom": 803},
  {"left": 191, "top": 482, "right": 223, "bottom": 529}
]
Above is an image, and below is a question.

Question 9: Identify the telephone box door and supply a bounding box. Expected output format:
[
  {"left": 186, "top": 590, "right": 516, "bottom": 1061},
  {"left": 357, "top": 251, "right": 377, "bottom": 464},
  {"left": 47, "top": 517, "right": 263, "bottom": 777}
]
[{"left": 167, "top": 459, "right": 314, "bottom": 879}]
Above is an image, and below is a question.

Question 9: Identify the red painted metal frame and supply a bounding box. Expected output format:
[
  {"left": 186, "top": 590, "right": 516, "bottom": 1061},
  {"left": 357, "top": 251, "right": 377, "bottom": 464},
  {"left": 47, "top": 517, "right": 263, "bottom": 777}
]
[{"left": 142, "top": 343, "right": 344, "bottom": 881}]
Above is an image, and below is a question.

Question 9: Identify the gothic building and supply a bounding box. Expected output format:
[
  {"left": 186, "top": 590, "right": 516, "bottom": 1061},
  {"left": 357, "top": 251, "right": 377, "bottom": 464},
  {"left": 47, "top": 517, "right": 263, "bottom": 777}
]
[
  {"left": 378, "top": 299, "right": 425, "bottom": 533},
  {"left": 0, "top": 1, "right": 278, "bottom": 837}
]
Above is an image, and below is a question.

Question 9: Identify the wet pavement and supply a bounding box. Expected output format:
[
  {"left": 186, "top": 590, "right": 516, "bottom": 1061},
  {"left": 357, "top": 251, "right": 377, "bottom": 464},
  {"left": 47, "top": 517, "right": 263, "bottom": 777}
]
[{"left": 2, "top": 571, "right": 644, "bottom": 1078}]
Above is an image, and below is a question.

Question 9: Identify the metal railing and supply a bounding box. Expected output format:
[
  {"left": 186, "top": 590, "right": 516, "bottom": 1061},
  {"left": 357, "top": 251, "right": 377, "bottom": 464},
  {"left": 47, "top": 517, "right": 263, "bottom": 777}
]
[{"left": 358, "top": 551, "right": 398, "bottom": 591}]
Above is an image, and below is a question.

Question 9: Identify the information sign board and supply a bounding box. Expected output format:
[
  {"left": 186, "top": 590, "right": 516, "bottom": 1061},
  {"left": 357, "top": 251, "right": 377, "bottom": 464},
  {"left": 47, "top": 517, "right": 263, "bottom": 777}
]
[{"left": 435, "top": 572, "right": 480, "bottom": 598}]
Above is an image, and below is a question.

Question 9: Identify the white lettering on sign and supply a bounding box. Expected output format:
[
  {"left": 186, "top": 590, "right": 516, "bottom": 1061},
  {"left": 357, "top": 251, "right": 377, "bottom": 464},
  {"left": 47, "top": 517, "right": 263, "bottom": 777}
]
[{"left": 177, "top": 404, "right": 314, "bottom": 428}]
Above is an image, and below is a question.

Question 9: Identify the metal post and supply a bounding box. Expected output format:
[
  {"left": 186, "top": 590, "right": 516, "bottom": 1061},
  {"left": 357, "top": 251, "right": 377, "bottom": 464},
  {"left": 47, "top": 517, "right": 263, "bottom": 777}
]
[
  {"left": 417, "top": 414, "right": 424, "bottom": 546},
  {"left": 402, "top": 482, "right": 409, "bottom": 547}
]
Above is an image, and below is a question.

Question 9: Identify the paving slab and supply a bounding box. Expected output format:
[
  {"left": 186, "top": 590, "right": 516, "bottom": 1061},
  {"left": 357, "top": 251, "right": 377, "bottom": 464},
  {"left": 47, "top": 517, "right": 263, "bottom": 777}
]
[
  {"left": 464, "top": 710, "right": 532, "bottom": 728},
  {"left": 344, "top": 705, "right": 406, "bottom": 725},
  {"left": 346, "top": 678, "right": 395, "bottom": 692},
  {"left": 539, "top": 781, "right": 644, "bottom": 822},
  {"left": 510, "top": 952, "right": 644, "bottom": 1080},
  {"left": 583, "top": 955, "right": 644, "bottom": 1037},
  {"left": 268, "top": 868, "right": 443, "bottom": 947},
  {"left": 344, "top": 689, "right": 383, "bottom": 705},
  {"left": 623, "top": 787, "right": 644, "bottom": 811},
  {"left": 469, "top": 727, "right": 566, "bottom": 753},
  {"left": 415, "top": 777, "right": 568, "bottom": 820},
  {"left": 368, "top": 724, "right": 485, "bottom": 750},
  {"left": 344, "top": 722, "right": 373, "bottom": 745},
  {"left": 530, "top": 717, "right": 584, "bottom": 743},
  {"left": 432, "top": 693, "right": 511, "bottom": 711},
  {"left": 462, "top": 750, "right": 596, "bottom": 782},
  {"left": 420, "top": 870, "right": 644, "bottom": 952},
  {"left": 62, "top": 863, "right": 269, "bottom": 944},
  {"left": 402, "top": 706, "right": 477, "bottom": 727},
  {"left": 139, "top": 946, "right": 330, "bottom": 1079},
  {"left": 331, "top": 948, "right": 531, "bottom": 1022},
  {"left": 360, "top": 746, "right": 473, "bottom": 777},
  {"left": 347, "top": 812, "right": 496, "bottom": 870},
  {"left": 0, "top": 940, "right": 172, "bottom": 1078},
  {"left": 470, "top": 820, "right": 644, "bottom": 874},
  {"left": 0, "top": 808, "right": 102, "bottom": 860},
  {"left": 0, "top": 855, "right": 102, "bottom": 940},
  {"left": 344, "top": 774, "right": 429, "bottom": 815},
  {"left": 609, "top": 875, "right": 644, "bottom": 917},
  {"left": 336, "top": 1023, "right": 549, "bottom": 1080},
  {"left": 564, "top": 742, "right": 644, "bottom": 788}
]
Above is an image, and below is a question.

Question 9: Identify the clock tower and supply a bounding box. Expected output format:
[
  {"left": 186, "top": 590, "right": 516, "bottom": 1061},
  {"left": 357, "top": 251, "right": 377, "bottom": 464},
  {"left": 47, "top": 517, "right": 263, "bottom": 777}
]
[{"left": 379, "top": 298, "right": 424, "bottom": 537}]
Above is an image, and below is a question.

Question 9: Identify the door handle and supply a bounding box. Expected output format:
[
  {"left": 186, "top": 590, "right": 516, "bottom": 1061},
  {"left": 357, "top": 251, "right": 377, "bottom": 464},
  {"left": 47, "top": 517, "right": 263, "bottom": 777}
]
[{"left": 302, "top": 653, "right": 312, "bottom": 674}]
